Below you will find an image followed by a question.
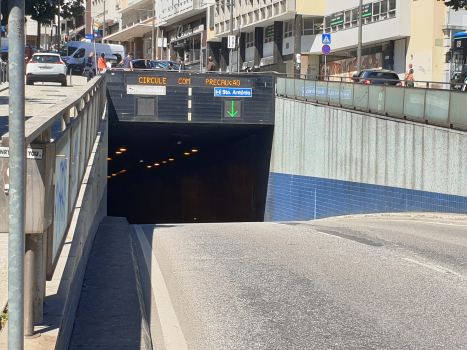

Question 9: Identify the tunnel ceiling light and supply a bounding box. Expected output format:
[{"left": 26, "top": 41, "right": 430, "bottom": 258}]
[
  {"left": 154, "top": 163, "right": 160, "bottom": 166},
  {"left": 169, "top": 158, "right": 174, "bottom": 161},
  {"left": 116, "top": 151, "right": 122, "bottom": 155},
  {"left": 121, "top": 170, "right": 127, "bottom": 173},
  {"left": 119, "top": 148, "right": 127, "bottom": 152},
  {"left": 191, "top": 149, "right": 198, "bottom": 153},
  {"left": 112, "top": 174, "right": 117, "bottom": 177},
  {"left": 162, "top": 161, "right": 167, "bottom": 163},
  {"left": 147, "top": 165, "right": 152, "bottom": 168},
  {"left": 107, "top": 158, "right": 112, "bottom": 161},
  {"left": 140, "top": 160, "right": 144, "bottom": 163},
  {"left": 184, "top": 152, "right": 190, "bottom": 156},
  {"left": 177, "top": 141, "right": 182, "bottom": 145},
  {"left": 107, "top": 176, "right": 111, "bottom": 179}
]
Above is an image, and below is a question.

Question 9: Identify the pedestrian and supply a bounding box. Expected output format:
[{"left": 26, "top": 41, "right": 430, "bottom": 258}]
[
  {"left": 85, "top": 52, "right": 96, "bottom": 82},
  {"left": 207, "top": 55, "right": 216, "bottom": 72},
  {"left": 178, "top": 57, "right": 185, "bottom": 71},
  {"left": 36, "top": 49, "right": 41, "bottom": 53},
  {"left": 405, "top": 68, "right": 415, "bottom": 88},
  {"left": 98, "top": 52, "right": 107, "bottom": 73},
  {"left": 406, "top": 63, "right": 413, "bottom": 74},
  {"left": 26, "top": 45, "right": 33, "bottom": 59},
  {"left": 122, "top": 52, "right": 133, "bottom": 70}
]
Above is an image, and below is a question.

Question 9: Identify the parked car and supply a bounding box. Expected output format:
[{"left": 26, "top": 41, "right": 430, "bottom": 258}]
[
  {"left": 130, "top": 59, "right": 190, "bottom": 70},
  {"left": 352, "top": 69, "right": 402, "bottom": 86},
  {"left": 26, "top": 53, "right": 67, "bottom": 86}
]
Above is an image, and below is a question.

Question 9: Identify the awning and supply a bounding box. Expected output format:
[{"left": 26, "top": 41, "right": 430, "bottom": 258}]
[{"left": 105, "top": 23, "right": 153, "bottom": 42}]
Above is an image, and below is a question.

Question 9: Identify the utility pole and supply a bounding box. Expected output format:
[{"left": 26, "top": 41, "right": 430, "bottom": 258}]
[
  {"left": 229, "top": 1, "right": 233, "bottom": 72},
  {"left": 357, "top": 0, "right": 363, "bottom": 74},
  {"left": 8, "top": 0, "right": 26, "bottom": 346}
]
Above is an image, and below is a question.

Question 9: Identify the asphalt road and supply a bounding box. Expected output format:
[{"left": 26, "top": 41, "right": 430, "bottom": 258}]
[{"left": 134, "top": 214, "right": 467, "bottom": 350}]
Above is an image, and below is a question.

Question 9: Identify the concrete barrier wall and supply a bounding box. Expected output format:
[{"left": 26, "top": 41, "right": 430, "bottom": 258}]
[
  {"left": 265, "top": 97, "right": 467, "bottom": 221},
  {"left": 51, "top": 116, "right": 108, "bottom": 349}
]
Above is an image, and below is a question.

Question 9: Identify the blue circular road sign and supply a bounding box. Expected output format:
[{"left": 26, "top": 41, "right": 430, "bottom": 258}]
[{"left": 322, "top": 45, "right": 331, "bottom": 55}]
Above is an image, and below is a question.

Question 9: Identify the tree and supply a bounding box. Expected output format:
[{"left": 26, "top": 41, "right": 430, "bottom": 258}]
[
  {"left": 443, "top": 0, "right": 467, "bottom": 11},
  {"left": 25, "top": 0, "right": 56, "bottom": 49}
]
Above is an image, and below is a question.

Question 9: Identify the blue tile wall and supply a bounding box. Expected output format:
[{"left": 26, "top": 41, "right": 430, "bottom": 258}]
[{"left": 265, "top": 172, "right": 467, "bottom": 222}]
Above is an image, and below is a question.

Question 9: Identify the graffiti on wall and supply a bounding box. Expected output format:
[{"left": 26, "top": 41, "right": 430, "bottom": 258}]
[
  {"left": 53, "top": 132, "right": 70, "bottom": 260},
  {"left": 320, "top": 53, "right": 383, "bottom": 79}
]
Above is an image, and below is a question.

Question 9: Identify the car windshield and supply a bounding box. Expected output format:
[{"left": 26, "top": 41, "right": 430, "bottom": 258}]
[
  {"left": 32, "top": 55, "right": 60, "bottom": 63},
  {"left": 59, "top": 46, "right": 78, "bottom": 57},
  {"left": 154, "top": 61, "right": 169, "bottom": 69}
]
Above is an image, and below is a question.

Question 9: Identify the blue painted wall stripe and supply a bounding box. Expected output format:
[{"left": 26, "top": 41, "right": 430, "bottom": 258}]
[{"left": 265, "top": 172, "right": 467, "bottom": 222}]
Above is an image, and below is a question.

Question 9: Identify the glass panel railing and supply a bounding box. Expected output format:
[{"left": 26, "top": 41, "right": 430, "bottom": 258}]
[
  {"left": 425, "top": 90, "right": 450, "bottom": 124},
  {"left": 353, "top": 84, "right": 369, "bottom": 109},
  {"left": 403, "top": 88, "right": 426, "bottom": 119},
  {"left": 316, "top": 81, "right": 327, "bottom": 102},
  {"left": 295, "top": 78, "right": 305, "bottom": 98},
  {"left": 449, "top": 91, "right": 467, "bottom": 127},
  {"left": 385, "top": 86, "right": 404, "bottom": 116},
  {"left": 277, "top": 78, "right": 286, "bottom": 95},
  {"left": 285, "top": 78, "right": 295, "bottom": 96},
  {"left": 328, "top": 82, "right": 340, "bottom": 104},
  {"left": 368, "top": 85, "right": 385, "bottom": 112},
  {"left": 340, "top": 83, "right": 353, "bottom": 107},
  {"left": 304, "top": 80, "right": 316, "bottom": 100}
]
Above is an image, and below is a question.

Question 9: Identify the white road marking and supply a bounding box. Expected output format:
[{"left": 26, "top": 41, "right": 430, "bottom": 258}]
[
  {"left": 387, "top": 219, "right": 467, "bottom": 228},
  {"left": 134, "top": 225, "right": 189, "bottom": 350},
  {"left": 316, "top": 231, "right": 345, "bottom": 240},
  {"left": 402, "top": 258, "right": 465, "bottom": 279}
]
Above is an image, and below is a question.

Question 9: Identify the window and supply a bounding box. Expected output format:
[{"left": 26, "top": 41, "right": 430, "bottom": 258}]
[
  {"left": 264, "top": 26, "right": 274, "bottom": 43},
  {"left": 284, "top": 20, "right": 294, "bottom": 38},
  {"left": 344, "top": 10, "right": 351, "bottom": 29},
  {"left": 73, "top": 48, "right": 86, "bottom": 59},
  {"left": 246, "top": 32, "right": 254, "bottom": 48},
  {"left": 302, "top": 17, "right": 324, "bottom": 36},
  {"left": 303, "top": 18, "right": 314, "bottom": 36}
]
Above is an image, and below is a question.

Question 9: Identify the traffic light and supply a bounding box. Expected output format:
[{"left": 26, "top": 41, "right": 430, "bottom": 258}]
[{"left": 65, "top": 35, "right": 69, "bottom": 42}]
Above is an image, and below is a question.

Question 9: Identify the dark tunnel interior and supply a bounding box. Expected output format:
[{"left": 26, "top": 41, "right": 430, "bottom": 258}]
[{"left": 107, "top": 122, "right": 274, "bottom": 224}]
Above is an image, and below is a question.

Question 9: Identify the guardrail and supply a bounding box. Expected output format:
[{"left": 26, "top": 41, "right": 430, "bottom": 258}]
[
  {"left": 277, "top": 75, "right": 467, "bottom": 130},
  {"left": 0, "top": 74, "right": 107, "bottom": 329}
]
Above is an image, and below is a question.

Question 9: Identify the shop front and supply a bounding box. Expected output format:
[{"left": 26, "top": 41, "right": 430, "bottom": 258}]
[{"left": 165, "top": 14, "right": 206, "bottom": 69}]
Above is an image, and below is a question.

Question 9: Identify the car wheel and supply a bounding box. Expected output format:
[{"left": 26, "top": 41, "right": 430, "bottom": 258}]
[
  {"left": 26, "top": 80, "right": 33, "bottom": 85},
  {"left": 61, "top": 79, "right": 67, "bottom": 87}
]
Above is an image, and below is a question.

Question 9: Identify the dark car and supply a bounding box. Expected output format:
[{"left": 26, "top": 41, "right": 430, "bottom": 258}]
[
  {"left": 352, "top": 69, "right": 402, "bottom": 86},
  {"left": 131, "top": 59, "right": 190, "bottom": 70}
]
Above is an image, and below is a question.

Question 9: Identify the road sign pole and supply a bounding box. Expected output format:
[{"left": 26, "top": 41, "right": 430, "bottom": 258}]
[{"left": 324, "top": 54, "right": 327, "bottom": 80}]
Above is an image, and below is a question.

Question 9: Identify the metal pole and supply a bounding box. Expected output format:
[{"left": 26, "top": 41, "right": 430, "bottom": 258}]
[
  {"left": 103, "top": 0, "right": 105, "bottom": 43},
  {"left": 0, "top": 0, "right": 3, "bottom": 84},
  {"left": 357, "top": 0, "right": 363, "bottom": 74},
  {"left": 8, "top": 0, "right": 26, "bottom": 346},
  {"left": 229, "top": 1, "right": 233, "bottom": 72},
  {"left": 57, "top": 2, "right": 61, "bottom": 52},
  {"left": 151, "top": 8, "right": 155, "bottom": 60},
  {"left": 200, "top": 31, "right": 203, "bottom": 72}
]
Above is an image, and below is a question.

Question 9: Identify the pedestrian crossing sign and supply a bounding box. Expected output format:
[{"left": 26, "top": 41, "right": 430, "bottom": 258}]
[{"left": 322, "top": 34, "right": 331, "bottom": 45}]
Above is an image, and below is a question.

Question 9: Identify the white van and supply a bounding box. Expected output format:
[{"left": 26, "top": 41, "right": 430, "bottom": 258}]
[{"left": 65, "top": 42, "right": 125, "bottom": 75}]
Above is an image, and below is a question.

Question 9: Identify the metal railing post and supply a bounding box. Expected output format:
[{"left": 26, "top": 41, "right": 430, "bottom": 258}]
[{"left": 8, "top": 0, "right": 27, "bottom": 345}]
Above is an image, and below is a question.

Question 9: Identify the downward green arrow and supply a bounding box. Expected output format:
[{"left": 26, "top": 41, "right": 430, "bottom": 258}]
[{"left": 227, "top": 100, "right": 239, "bottom": 117}]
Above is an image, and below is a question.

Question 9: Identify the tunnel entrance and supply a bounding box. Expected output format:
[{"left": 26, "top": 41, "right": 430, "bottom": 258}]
[{"left": 107, "top": 122, "right": 274, "bottom": 224}]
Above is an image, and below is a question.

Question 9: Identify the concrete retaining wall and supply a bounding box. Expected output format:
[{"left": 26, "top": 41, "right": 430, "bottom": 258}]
[
  {"left": 51, "top": 116, "right": 108, "bottom": 349},
  {"left": 265, "top": 97, "right": 467, "bottom": 221}
]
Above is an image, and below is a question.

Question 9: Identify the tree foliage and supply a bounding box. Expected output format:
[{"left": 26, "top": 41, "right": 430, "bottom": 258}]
[{"left": 443, "top": 0, "right": 467, "bottom": 11}]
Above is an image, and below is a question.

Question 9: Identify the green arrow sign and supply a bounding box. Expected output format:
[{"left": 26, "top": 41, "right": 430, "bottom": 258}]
[{"left": 227, "top": 100, "right": 239, "bottom": 117}]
